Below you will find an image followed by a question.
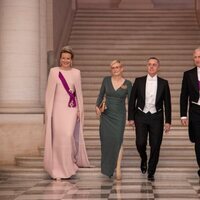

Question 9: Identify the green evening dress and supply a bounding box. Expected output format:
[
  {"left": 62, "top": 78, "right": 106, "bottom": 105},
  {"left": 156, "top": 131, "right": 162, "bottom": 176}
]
[{"left": 96, "top": 76, "right": 132, "bottom": 177}]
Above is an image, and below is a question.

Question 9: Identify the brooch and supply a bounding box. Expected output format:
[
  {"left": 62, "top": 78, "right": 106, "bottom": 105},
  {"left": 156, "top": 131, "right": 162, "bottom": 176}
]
[{"left": 121, "top": 84, "right": 127, "bottom": 89}]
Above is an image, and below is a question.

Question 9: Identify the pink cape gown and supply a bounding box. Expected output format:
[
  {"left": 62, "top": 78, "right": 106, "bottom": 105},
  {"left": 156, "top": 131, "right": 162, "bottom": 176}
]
[{"left": 44, "top": 67, "right": 90, "bottom": 179}]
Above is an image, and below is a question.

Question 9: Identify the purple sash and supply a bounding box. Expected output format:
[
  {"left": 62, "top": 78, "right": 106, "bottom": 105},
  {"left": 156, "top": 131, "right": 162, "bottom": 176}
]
[{"left": 59, "top": 72, "right": 76, "bottom": 107}]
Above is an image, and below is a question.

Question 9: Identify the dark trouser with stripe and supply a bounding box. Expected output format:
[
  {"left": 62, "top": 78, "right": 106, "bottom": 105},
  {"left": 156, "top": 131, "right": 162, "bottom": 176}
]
[
  {"left": 135, "top": 110, "right": 164, "bottom": 175},
  {"left": 189, "top": 104, "right": 200, "bottom": 168}
]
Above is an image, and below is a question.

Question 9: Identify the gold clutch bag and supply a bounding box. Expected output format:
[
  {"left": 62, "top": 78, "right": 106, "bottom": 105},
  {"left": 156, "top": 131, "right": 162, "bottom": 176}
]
[{"left": 99, "top": 97, "right": 107, "bottom": 113}]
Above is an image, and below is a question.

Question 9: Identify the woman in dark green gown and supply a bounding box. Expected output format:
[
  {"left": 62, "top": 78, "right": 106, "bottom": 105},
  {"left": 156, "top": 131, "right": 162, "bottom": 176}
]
[{"left": 95, "top": 60, "right": 132, "bottom": 179}]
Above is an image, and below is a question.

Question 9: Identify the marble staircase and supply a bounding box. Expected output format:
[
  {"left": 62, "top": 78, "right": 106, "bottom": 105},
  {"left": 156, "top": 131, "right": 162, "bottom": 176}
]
[{"left": 0, "top": 9, "right": 200, "bottom": 179}]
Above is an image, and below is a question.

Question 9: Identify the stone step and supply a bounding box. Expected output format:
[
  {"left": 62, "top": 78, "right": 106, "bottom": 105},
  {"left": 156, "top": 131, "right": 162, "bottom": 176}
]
[
  {"left": 0, "top": 165, "right": 197, "bottom": 179},
  {"left": 84, "top": 102, "right": 180, "bottom": 110},
  {"left": 73, "top": 21, "right": 198, "bottom": 27},
  {"left": 82, "top": 84, "right": 182, "bottom": 91},
  {"left": 84, "top": 108, "right": 181, "bottom": 114},
  {"left": 84, "top": 113, "right": 182, "bottom": 120},
  {"left": 83, "top": 127, "right": 188, "bottom": 137},
  {"left": 75, "top": 54, "right": 196, "bottom": 60},
  {"left": 74, "top": 49, "right": 197, "bottom": 55},
  {"left": 84, "top": 137, "right": 191, "bottom": 145},
  {"left": 85, "top": 104, "right": 182, "bottom": 109},
  {"left": 76, "top": 12, "right": 195, "bottom": 17},
  {"left": 66, "top": 128, "right": 187, "bottom": 138},
  {"left": 71, "top": 34, "right": 200, "bottom": 41},
  {"left": 82, "top": 132, "right": 188, "bottom": 139},
  {"left": 85, "top": 106, "right": 182, "bottom": 111},
  {"left": 80, "top": 77, "right": 184, "bottom": 84},
  {"left": 85, "top": 124, "right": 185, "bottom": 129},
  {"left": 85, "top": 142, "right": 193, "bottom": 148},
  {"left": 90, "top": 159, "right": 197, "bottom": 168},
  {"left": 72, "top": 30, "right": 200, "bottom": 36},
  {"left": 84, "top": 125, "right": 187, "bottom": 130},
  {"left": 83, "top": 138, "right": 192, "bottom": 146},
  {"left": 70, "top": 40, "right": 199, "bottom": 46},
  {"left": 84, "top": 104, "right": 181, "bottom": 109},
  {"left": 77, "top": 18, "right": 196, "bottom": 23},
  {"left": 80, "top": 71, "right": 188, "bottom": 77},
  {"left": 0, "top": 166, "right": 48, "bottom": 179},
  {"left": 73, "top": 25, "right": 200, "bottom": 31},
  {"left": 82, "top": 83, "right": 182, "bottom": 90},
  {"left": 83, "top": 110, "right": 181, "bottom": 116},
  {"left": 86, "top": 149, "right": 195, "bottom": 157},
  {"left": 70, "top": 43, "right": 199, "bottom": 49},
  {"left": 83, "top": 95, "right": 180, "bottom": 102},
  {"left": 77, "top": 65, "right": 192, "bottom": 72},
  {"left": 77, "top": 9, "right": 194, "bottom": 13},
  {"left": 81, "top": 71, "right": 185, "bottom": 78},
  {"left": 87, "top": 77, "right": 183, "bottom": 84},
  {"left": 15, "top": 157, "right": 44, "bottom": 168},
  {"left": 82, "top": 130, "right": 188, "bottom": 138},
  {"left": 15, "top": 157, "right": 196, "bottom": 168},
  {"left": 76, "top": 9, "right": 195, "bottom": 16},
  {"left": 85, "top": 134, "right": 190, "bottom": 141},
  {"left": 38, "top": 147, "right": 194, "bottom": 158},
  {"left": 85, "top": 94, "right": 180, "bottom": 101},
  {"left": 83, "top": 119, "right": 183, "bottom": 126},
  {"left": 84, "top": 122, "right": 183, "bottom": 130},
  {"left": 73, "top": 59, "right": 193, "bottom": 66},
  {"left": 81, "top": 76, "right": 185, "bottom": 83},
  {"left": 38, "top": 142, "right": 192, "bottom": 155},
  {"left": 74, "top": 12, "right": 197, "bottom": 18},
  {"left": 84, "top": 114, "right": 182, "bottom": 122},
  {"left": 86, "top": 81, "right": 180, "bottom": 88}
]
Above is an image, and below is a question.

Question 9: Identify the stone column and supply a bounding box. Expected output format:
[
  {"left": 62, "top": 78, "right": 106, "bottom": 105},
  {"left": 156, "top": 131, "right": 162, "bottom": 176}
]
[
  {"left": 39, "top": 0, "right": 48, "bottom": 106},
  {"left": 0, "top": 0, "right": 51, "bottom": 164},
  {"left": 0, "top": 0, "right": 46, "bottom": 112}
]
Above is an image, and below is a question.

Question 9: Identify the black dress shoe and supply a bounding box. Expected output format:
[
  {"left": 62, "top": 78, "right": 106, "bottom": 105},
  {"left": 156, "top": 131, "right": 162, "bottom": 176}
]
[
  {"left": 140, "top": 160, "right": 147, "bottom": 174},
  {"left": 148, "top": 174, "right": 155, "bottom": 181},
  {"left": 198, "top": 169, "right": 200, "bottom": 177}
]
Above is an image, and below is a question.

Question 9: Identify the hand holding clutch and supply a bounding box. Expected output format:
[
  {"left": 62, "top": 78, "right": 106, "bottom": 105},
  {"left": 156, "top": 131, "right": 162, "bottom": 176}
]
[{"left": 99, "top": 97, "right": 107, "bottom": 113}]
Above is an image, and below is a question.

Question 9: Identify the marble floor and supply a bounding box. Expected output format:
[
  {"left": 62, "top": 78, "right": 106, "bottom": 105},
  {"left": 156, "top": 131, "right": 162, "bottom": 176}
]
[{"left": 0, "top": 167, "right": 200, "bottom": 200}]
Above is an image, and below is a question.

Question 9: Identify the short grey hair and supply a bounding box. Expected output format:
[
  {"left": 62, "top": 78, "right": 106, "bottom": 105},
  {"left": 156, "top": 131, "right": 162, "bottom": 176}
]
[
  {"left": 194, "top": 46, "right": 200, "bottom": 52},
  {"left": 110, "top": 59, "right": 122, "bottom": 67}
]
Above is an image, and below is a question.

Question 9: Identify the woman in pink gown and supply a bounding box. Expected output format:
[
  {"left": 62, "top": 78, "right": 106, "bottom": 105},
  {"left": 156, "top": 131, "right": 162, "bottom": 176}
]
[{"left": 44, "top": 46, "right": 90, "bottom": 180}]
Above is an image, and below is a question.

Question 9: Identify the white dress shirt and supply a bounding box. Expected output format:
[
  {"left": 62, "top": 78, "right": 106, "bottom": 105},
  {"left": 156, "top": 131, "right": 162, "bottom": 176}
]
[
  {"left": 197, "top": 67, "right": 200, "bottom": 104},
  {"left": 143, "top": 74, "right": 158, "bottom": 114},
  {"left": 192, "top": 67, "right": 200, "bottom": 105}
]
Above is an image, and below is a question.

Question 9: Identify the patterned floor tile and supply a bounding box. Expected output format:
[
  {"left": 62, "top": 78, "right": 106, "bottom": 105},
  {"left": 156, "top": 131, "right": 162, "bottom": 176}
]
[{"left": 0, "top": 168, "right": 199, "bottom": 200}]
